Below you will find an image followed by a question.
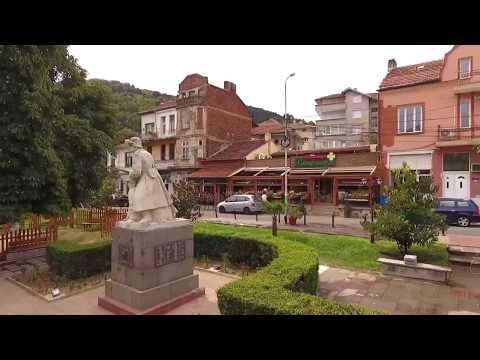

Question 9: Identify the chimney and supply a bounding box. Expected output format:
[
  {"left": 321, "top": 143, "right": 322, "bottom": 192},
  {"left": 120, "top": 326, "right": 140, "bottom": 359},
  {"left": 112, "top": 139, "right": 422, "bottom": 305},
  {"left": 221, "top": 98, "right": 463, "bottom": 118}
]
[
  {"left": 388, "top": 59, "right": 397, "bottom": 72},
  {"left": 224, "top": 81, "right": 236, "bottom": 94}
]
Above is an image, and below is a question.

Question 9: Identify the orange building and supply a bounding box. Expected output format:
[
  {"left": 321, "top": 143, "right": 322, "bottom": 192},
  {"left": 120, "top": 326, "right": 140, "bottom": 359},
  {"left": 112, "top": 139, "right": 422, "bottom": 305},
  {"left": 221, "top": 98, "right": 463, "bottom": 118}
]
[{"left": 378, "top": 45, "right": 480, "bottom": 202}]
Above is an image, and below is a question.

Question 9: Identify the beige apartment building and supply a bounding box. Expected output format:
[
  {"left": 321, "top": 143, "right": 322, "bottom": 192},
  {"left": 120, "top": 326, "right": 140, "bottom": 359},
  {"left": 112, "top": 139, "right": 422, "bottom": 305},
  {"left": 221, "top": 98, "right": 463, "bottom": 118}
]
[{"left": 314, "top": 88, "right": 378, "bottom": 150}]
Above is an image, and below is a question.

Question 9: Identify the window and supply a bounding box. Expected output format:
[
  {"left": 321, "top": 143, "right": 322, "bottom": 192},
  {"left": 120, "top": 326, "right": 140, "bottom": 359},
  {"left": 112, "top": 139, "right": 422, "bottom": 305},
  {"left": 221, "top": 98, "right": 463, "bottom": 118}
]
[
  {"left": 161, "top": 116, "right": 166, "bottom": 134},
  {"left": 439, "top": 200, "right": 455, "bottom": 207},
  {"left": 443, "top": 153, "right": 469, "bottom": 171},
  {"left": 352, "top": 127, "right": 362, "bottom": 135},
  {"left": 398, "top": 104, "right": 422, "bottom": 133},
  {"left": 125, "top": 152, "right": 133, "bottom": 167},
  {"left": 352, "top": 110, "right": 362, "bottom": 119},
  {"left": 457, "top": 201, "right": 470, "bottom": 207},
  {"left": 182, "top": 141, "right": 189, "bottom": 160},
  {"left": 144, "top": 122, "right": 155, "bottom": 134},
  {"left": 472, "top": 164, "right": 480, "bottom": 172},
  {"left": 352, "top": 96, "right": 362, "bottom": 103},
  {"left": 169, "top": 143, "right": 175, "bottom": 160},
  {"left": 199, "top": 140, "right": 202, "bottom": 146},
  {"left": 169, "top": 115, "right": 175, "bottom": 133},
  {"left": 188, "top": 90, "right": 196, "bottom": 97},
  {"left": 459, "top": 58, "right": 472, "bottom": 79},
  {"left": 182, "top": 92, "right": 186, "bottom": 98},
  {"left": 161, "top": 144, "right": 166, "bottom": 160},
  {"left": 459, "top": 98, "right": 471, "bottom": 128},
  {"left": 181, "top": 112, "right": 191, "bottom": 129},
  {"left": 120, "top": 180, "right": 124, "bottom": 193}
]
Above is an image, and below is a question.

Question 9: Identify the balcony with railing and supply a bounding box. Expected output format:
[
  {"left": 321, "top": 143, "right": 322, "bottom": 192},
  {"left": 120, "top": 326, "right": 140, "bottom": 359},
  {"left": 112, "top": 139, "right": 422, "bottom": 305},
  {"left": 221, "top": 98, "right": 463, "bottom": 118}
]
[
  {"left": 154, "top": 160, "right": 175, "bottom": 170},
  {"left": 437, "top": 125, "right": 480, "bottom": 146},
  {"left": 176, "top": 95, "right": 205, "bottom": 108}
]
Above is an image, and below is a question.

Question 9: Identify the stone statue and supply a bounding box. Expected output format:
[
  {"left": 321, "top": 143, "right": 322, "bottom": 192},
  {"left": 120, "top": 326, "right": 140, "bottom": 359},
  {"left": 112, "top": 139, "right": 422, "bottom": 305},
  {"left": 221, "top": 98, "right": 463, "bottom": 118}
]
[{"left": 120, "top": 137, "right": 176, "bottom": 226}]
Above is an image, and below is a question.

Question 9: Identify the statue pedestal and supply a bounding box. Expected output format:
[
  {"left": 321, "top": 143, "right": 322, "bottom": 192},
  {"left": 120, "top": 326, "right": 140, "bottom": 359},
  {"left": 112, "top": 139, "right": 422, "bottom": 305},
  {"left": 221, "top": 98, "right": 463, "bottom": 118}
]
[{"left": 98, "top": 219, "right": 204, "bottom": 315}]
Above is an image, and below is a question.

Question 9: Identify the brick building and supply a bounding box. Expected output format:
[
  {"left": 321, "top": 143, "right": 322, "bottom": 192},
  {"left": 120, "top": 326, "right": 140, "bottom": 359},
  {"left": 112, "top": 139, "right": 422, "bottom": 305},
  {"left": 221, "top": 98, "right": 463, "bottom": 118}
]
[
  {"left": 139, "top": 73, "right": 253, "bottom": 192},
  {"left": 378, "top": 45, "right": 480, "bottom": 203}
]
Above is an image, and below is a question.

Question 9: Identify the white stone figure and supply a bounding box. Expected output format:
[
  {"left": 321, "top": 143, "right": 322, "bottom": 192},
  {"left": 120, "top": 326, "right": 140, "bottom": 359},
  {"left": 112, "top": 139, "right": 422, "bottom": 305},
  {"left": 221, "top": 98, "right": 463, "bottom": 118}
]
[{"left": 120, "top": 137, "right": 176, "bottom": 227}]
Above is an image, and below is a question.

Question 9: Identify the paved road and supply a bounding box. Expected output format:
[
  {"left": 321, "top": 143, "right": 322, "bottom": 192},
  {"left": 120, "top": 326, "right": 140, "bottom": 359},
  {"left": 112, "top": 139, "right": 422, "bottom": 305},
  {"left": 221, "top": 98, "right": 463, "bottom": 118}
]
[{"left": 447, "top": 224, "right": 480, "bottom": 237}]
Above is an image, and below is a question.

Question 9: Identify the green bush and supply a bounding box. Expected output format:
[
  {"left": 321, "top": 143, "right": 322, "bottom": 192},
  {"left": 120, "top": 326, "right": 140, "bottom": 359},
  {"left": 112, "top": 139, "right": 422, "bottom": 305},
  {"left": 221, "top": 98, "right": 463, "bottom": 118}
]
[
  {"left": 194, "top": 223, "right": 383, "bottom": 315},
  {"left": 46, "top": 239, "right": 111, "bottom": 279}
]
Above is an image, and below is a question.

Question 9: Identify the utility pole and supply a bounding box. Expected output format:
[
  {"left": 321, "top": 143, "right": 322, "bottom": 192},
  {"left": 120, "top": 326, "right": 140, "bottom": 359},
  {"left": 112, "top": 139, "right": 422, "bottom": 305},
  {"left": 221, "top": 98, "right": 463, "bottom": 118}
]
[{"left": 283, "top": 73, "right": 295, "bottom": 224}]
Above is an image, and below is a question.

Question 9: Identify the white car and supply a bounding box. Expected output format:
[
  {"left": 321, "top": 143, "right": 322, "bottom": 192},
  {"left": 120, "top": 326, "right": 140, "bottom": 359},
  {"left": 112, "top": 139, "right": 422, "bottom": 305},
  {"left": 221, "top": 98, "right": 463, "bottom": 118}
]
[{"left": 217, "top": 194, "right": 264, "bottom": 214}]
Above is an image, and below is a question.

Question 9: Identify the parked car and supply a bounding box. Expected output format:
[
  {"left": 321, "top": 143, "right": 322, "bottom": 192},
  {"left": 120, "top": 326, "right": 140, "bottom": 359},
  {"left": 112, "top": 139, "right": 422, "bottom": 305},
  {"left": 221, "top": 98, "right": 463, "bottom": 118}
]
[
  {"left": 217, "top": 194, "right": 264, "bottom": 214},
  {"left": 109, "top": 194, "right": 129, "bottom": 207},
  {"left": 435, "top": 198, "right": 480, "bottom": 227}
]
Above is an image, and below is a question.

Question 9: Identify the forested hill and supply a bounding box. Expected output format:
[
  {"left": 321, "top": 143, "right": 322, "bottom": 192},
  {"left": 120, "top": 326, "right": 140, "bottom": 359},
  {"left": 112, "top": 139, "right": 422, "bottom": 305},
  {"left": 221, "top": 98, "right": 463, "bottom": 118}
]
[
  {"left": 247, "top": 105, "right": 283, "bottom": 126},
  {"left": 88, "top": 79, "right": 175, "bottom": 143}
]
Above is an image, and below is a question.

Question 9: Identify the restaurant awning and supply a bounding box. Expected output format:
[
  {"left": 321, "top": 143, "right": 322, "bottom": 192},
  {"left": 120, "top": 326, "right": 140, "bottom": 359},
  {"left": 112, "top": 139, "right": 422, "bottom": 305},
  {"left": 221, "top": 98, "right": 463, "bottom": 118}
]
[{"left": 189, "top": 165, "right": 242, "bottom": 179}]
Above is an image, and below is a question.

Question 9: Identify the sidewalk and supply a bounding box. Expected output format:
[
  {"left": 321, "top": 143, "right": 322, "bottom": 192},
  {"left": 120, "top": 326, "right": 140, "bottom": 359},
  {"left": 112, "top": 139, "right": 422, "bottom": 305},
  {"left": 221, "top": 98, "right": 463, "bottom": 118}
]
[
  {"left": 199, "top": 210, "right": 370, "bottom": 238},
  {"left": 0, "top": 269, "right": 235, "bottom": 315},
  {"left": 318, "top": 264, "right": 480, "bottom": 314}
]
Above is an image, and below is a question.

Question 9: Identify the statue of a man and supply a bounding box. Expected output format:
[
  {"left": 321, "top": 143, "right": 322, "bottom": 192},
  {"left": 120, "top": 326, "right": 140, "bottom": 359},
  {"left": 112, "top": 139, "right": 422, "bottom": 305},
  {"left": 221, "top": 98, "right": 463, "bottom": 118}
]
[{"left": 121, "top": 137, "right": 176, "bottom": 226}]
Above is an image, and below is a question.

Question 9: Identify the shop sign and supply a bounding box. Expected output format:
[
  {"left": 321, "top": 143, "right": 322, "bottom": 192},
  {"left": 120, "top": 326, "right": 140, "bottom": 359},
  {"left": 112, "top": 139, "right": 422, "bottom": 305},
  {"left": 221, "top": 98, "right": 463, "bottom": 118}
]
[{"left": 295, "top": 152, "right": 336, "bottom": 168}]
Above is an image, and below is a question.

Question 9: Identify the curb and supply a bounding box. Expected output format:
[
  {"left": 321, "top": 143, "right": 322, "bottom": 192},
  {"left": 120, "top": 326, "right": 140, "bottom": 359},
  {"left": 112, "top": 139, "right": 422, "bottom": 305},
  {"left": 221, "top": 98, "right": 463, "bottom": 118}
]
[
  {"left": 6, "top": 276, "right": 105, "bottom": 303},
  {"left": 194, "top": 266, "right": 241, "bottom": 280}
]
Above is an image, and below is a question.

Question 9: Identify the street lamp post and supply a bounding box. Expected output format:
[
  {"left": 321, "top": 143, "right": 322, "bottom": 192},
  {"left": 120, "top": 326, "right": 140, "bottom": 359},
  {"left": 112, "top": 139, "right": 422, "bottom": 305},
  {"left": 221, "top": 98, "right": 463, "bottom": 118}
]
[{"left": 283, "top": 73, "right": 295, "bottom": 224}]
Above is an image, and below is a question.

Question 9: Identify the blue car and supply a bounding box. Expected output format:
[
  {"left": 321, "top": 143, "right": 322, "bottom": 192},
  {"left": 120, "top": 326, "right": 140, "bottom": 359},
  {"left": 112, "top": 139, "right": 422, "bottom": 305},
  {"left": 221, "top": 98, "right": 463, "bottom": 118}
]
[{"left": 436, "top": 198, "right": 480, "bottom": 227}]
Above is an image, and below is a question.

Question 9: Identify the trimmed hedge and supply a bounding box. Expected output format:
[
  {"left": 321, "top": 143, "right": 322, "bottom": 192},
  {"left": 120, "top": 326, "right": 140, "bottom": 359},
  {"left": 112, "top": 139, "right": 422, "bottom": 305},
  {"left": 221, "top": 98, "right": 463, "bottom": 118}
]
[
  {"left": 194, "top": 223, "right": 383, "bottom": 315},
  {"left": 46, "top": 239, "right": 111, "bottom": 279}
]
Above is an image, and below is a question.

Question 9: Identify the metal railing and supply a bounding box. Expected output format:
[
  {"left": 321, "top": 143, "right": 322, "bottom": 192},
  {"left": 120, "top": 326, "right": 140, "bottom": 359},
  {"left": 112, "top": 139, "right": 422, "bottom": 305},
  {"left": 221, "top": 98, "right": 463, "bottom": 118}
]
[
  {"left": 177, "top": 95, "right": 205, "bottom": 108},
  {"left": 438, "top": 126, "right": 480, "bottom": 141}
]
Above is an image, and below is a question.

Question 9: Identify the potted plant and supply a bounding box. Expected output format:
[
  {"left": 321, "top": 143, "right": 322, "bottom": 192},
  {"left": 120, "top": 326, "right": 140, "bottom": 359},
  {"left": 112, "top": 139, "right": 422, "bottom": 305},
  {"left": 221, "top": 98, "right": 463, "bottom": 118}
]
[{"left": 287, "top": 205, "right": 304, "bottom": 225}]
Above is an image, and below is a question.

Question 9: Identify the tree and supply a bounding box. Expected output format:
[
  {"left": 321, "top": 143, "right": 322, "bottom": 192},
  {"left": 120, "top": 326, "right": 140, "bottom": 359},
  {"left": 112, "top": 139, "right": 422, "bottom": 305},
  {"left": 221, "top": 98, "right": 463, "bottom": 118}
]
[
  {"left": 0, "top": 46, "right": 76, "bottom": 223},
  {"left": 0, "top": 45, "right": 117, "bottom": 223},
  {"left": 263, "top": 201, "right": 284, "bottom": 236},
  {"left": 362, "top": 163, "right": 445, "bottom": 257},
  {"left": 171, "top": 179, "right": 199, "bottom": 219},
  {"left": 88, "top": 174, "right": 116, "bottom": 208},
  {"left": 54, "top": 79, "right": 117, "bottom": 207}
]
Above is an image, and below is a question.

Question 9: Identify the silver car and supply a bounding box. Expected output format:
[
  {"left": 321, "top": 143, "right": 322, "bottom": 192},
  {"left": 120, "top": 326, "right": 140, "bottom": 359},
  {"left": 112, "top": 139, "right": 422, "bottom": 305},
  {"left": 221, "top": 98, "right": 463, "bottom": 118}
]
[{"left": 217, "top": 194, "right": 263, "bottom": 214}]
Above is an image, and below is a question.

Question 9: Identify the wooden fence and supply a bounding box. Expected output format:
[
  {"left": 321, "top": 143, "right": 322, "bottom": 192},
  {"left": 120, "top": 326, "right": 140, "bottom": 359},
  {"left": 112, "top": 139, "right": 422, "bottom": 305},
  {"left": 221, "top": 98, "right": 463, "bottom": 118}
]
[
  {"left": 0, "top": 222, "right": 58, "bottom": 259},
  {"left": 0, "top": 208, "right": 128, "bottom": 259}
]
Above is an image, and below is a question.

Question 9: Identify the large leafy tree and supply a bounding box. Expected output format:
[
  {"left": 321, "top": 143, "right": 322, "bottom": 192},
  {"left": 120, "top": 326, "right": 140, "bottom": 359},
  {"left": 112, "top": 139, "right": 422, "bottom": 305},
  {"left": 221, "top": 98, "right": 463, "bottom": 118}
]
[
  {"left": 0, "top": 45, "right": 116, "bottom": 223},
  {"left": 362, "top": 163, "right": 445, "bottom": 257}
]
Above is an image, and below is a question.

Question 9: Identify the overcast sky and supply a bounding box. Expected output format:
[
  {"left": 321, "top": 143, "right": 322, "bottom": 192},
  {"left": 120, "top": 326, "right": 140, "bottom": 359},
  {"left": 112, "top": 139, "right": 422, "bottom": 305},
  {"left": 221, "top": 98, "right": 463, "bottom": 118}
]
[{"left": 69, "top": 45, "right": 452, "bottom": 120}]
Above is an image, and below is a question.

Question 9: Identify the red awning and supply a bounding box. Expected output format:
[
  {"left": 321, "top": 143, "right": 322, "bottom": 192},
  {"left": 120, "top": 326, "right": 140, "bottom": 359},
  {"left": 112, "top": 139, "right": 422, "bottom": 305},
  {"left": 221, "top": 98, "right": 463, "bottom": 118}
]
[{"left": 189, "top": 165, "right": 242, "bottom": 179}]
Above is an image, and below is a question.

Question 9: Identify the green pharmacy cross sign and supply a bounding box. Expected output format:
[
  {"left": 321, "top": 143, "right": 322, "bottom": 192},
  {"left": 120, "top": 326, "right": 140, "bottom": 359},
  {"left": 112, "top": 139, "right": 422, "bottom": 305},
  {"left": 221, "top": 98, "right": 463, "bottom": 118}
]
[{"left": 295, "top": 152, "right": 336, "bottom": 168}]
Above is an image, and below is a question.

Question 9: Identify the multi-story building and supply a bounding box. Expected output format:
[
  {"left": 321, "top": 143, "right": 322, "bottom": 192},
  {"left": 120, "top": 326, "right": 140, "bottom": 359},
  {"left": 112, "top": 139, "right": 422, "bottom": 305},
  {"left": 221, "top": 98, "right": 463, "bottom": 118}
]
[
  {"left": 107, "top": 141, "right": 134, "bottom": 196},
  {"left": 251, "top": 118, "right": 316, "bottom": 153},
  {"left": 378, "top": 45, "right": 480, "bottom": 202},
  {"left": 314, "top": 88, "right": 378, "bottom": 149},
  {"left": 138, "top": 73, "right": 253, "bottom": 192}
]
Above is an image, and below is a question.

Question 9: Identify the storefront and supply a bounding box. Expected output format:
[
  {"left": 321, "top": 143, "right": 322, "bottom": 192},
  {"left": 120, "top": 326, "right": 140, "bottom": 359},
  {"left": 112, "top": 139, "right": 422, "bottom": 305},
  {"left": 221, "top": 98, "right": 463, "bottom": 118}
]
[{"left": 189, "top": 147, "right": 381, "bottom": 207}]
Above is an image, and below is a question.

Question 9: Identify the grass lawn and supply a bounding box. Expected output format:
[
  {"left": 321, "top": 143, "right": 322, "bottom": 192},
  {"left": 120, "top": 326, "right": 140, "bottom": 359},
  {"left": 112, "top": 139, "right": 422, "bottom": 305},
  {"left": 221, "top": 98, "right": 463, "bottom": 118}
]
[
  {"left": 57, "top": 227, "right": 104, "bottom": 244},
  {"left": 194, "top": 223, "right": 448, "bottom": 272}
]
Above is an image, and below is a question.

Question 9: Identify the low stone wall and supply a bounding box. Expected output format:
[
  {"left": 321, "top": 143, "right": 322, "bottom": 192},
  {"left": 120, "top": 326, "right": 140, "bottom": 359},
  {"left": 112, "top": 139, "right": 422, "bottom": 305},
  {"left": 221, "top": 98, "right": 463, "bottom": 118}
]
[{"left": 378, "top": 258, "right": 452, "bottom": 283}]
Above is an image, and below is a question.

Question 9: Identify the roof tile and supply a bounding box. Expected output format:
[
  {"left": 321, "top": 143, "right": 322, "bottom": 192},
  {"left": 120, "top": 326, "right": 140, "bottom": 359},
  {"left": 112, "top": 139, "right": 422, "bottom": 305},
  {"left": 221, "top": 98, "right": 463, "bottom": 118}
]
[{"left": 379, "top": 60, "right": 444, "bottom": 90}]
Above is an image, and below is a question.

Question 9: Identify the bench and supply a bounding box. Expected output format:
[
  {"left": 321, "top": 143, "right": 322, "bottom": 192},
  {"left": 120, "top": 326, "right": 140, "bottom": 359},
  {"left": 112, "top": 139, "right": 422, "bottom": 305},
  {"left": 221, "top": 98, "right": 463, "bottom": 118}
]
[{"left": 377, "top": 258, "right": 452, "bottom": 284}]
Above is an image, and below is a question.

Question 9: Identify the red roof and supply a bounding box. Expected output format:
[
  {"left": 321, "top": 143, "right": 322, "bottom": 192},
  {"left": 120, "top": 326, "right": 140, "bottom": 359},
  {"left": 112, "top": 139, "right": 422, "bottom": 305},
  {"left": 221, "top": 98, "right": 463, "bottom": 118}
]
[
  {"left": 208, "top": 140, "right": 266, "bottom": 161},
  {"left": 252, "top": 124, "right": 283, "bottom": 135},
  {"left": 139, "top": 99, "right": 177, "bottom": 115},
  {"left": 379, "top": 60, "right": 444, "bottom": 90},
  {"left": 189, "top": 164, "right": 241, "bottom": 179}
]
